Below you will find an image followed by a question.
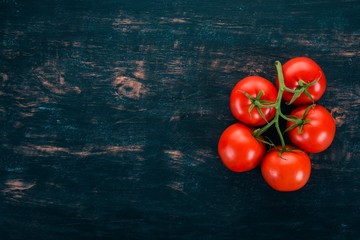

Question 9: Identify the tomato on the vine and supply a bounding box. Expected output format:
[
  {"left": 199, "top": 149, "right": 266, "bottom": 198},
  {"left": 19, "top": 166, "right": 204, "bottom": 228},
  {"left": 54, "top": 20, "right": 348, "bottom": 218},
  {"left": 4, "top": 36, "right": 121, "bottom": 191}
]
[
  {"left": 217, "top": 58, "right": 333, "bottom": 191},
  {"left": 286, "top": 105, "right": 336, "bottom": 153},
  {"left": 230, "top": 76, "right": 277, "bottom": 126},
  {"left": 278, "top": 57, "right": 326, "bottom": 105},
  {"left": 218, "top": 123, "right": 265, "bottom": 172},
  {"left": 261, "top": 146, "right": 311, "bottom": 192}
]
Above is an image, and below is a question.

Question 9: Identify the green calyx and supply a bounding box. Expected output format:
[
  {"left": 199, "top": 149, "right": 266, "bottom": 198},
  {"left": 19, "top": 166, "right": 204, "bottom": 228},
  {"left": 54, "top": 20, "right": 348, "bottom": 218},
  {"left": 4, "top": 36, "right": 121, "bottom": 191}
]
[
  {"left": 286, "top": 75, "right": 321, "bottom": 105},
  {"left": 284, "top": 104, "right": 314, "bottom": 134},
  {"left": 243, "top": 90, "right": 274, "bottom": 123}
]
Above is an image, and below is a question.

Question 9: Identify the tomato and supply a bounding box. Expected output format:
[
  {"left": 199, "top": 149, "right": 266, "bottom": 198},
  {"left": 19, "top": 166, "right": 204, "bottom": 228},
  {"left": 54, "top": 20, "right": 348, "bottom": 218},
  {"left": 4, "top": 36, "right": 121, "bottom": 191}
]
[
  {"left": 261, "top": 146, "right": 311, "bottom": 192},
  {"left": 278, "top": 57, "right": 326, "bottom": 105},
  {"left": 286, "top": 105, "right": 336, "bottom": 153},
  {"left": 230, "top": 76, "right": 278, "bottom": 126},
  {"left": 218, "top": 123, "right": 265, "bottom": 172}
]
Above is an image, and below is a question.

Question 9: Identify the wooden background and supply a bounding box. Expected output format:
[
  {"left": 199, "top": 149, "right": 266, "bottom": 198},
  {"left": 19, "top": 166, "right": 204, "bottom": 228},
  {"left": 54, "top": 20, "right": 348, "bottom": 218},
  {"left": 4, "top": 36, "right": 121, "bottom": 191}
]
[{"left": 1, "top": 0, "right": 359, "bottom": 239}]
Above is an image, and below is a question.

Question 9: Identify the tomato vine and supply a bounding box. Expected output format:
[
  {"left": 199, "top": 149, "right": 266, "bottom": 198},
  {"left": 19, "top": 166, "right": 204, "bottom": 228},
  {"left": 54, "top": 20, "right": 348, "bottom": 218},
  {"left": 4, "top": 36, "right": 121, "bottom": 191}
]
[{"left": 218, "top": 57, "right": 336, "bottom": 191}]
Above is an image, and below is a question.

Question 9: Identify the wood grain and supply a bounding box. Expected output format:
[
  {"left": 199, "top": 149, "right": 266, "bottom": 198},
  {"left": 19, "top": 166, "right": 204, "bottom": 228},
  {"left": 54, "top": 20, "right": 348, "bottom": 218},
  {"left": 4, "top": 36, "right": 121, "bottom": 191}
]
[{"left": 1, "top": 0, "right": 359, "bottom": 239}]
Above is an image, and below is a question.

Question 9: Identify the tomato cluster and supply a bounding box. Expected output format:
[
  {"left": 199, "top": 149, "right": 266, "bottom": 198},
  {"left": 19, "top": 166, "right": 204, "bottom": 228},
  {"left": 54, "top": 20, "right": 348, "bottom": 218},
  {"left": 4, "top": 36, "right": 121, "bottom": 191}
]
[{"left": 218, "top": 57, "right": 336, "bottom": 192}]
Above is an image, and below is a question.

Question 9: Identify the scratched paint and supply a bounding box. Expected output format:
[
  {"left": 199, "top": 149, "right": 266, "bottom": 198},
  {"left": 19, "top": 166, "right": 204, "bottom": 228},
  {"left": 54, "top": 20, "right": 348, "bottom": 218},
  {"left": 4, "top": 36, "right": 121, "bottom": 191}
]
[{"left": 0, "top": 0, "right": 359, "bottom": 239}]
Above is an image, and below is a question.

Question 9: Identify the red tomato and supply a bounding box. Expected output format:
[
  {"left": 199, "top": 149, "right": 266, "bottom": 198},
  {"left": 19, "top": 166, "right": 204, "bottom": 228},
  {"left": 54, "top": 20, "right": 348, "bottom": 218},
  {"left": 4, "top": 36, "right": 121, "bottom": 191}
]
[
  {"left": 278, "top": 57, "right": 326, "bottom": 105},
  {"left": 286, "top": 105, "right": 336, "bottom": 153},
  {"left": 261, "top": 146, "right": 311, "bottom": 192},
  {"left": 218, "top": 123, "right": 265, "bottom": 172},
  {"left": 230, "top": 76, "right": 277, "bottom": 126}
]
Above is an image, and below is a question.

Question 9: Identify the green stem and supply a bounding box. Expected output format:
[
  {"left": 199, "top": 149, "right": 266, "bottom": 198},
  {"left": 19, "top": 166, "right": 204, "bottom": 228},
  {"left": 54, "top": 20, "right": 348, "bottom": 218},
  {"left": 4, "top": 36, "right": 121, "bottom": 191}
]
[
  {"left": 253, "top": 61, "right": 288, "bottom": 151},
  {"left": 275, "top": 115, "right": 286, "bottom": 150},
  {"left": 257, "top": 103, "right": 277, "bottom": 108},
  {"left": 279, "top": 111, "right": 297, "bottom": 122},
  {"left": 253, "top": 118, "right": 275, "bottom": 137},
  {"left": 274, "top": 61, "right": 287, "bottom": 150},
  {"left": 284, "top": 86, "right": 296, "bottom": 93}
]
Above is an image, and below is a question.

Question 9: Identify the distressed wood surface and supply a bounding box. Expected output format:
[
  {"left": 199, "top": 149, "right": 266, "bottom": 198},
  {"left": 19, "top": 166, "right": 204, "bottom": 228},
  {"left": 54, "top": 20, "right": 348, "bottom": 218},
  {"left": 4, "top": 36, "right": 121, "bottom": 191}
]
[{"left": 1, "top": 0, "right": 360, "bottom": 239}]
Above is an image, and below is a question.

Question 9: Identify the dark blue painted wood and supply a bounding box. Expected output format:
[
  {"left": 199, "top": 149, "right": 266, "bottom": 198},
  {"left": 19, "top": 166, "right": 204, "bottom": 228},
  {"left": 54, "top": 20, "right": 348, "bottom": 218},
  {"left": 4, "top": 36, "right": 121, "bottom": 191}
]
[{"left": 1, "top": 0, "right": 360, "bottom": 239}]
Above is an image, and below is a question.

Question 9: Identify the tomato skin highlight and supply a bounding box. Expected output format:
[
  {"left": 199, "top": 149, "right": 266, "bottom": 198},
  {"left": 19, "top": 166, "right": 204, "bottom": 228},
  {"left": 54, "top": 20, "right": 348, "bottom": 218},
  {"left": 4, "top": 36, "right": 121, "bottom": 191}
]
[
  {"left": 230, "top": 76, "right": 277, "bottom": 126},
  {"left": 261, "top": 147, "right": 311, "bottom": 192},
  {"left": 278, "top": 57, "right": 326, "bottom": 105},
  {"left": 218, "top": 123, "right": 265, "bottom": 172},
  {"left": 286, "top": 105, "right": 336, "bottom": 153}
]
